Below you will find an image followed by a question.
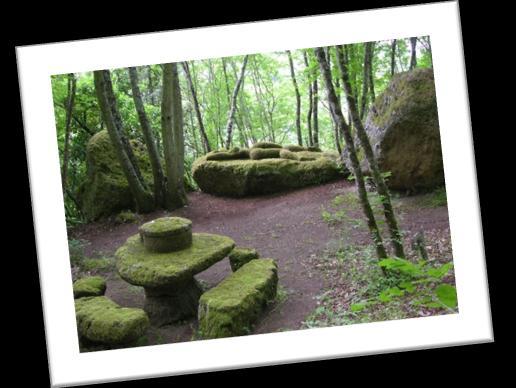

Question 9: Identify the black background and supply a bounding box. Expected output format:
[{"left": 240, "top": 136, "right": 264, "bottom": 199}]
[{"left": 9, "top": 0, "right": 502, "bottom": 386}]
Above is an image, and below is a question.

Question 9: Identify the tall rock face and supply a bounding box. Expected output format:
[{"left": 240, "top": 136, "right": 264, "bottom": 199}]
[
  {"left": 357, "top": 68, "right": 444, "bottom": 192},
  {"left": 77, "top": 130, "right": 153, "bottom": 221}
]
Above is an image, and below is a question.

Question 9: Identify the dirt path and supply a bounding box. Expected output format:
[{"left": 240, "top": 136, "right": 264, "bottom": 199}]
[{"left": 70, "top": 179, "right": 451, "bottom": 345}]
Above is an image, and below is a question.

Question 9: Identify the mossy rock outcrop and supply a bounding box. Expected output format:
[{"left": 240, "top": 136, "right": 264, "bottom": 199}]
[
  {"left": 198, "top": 259, "right": 278, "bottom": 339},
  {"left": 192, "top": 149, "right": 344, "bottom": 197},
  {"left": 347, "top": 68, "right": 444, "bottom": 191},
  {"left": 116, "top": 233, "right": 235, "bottom": 288},
  {"left": 228, "top": 247, "right": 259, "bottom": 272},
  {"left": 75, "top": 296, "right": 149, "bottom": 345},
  {"left": 73, "top": 276, "right": 107, "bottom": 299},
  {"left": 77, "top": 130, "right": 154, "bottom": 221}
]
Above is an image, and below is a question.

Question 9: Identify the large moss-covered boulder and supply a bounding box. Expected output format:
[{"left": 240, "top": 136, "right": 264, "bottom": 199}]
[
  {"left": 116, "top": 233, "right": 235, "bottom": 288},
  {"left": 353, "top": 68, "right": 443, "bottom": 191},
  {"left": 192, "top": 152, "right": 344, "bottom": 197},
  {"left": 73, "top": 276, "right": 107, "bottom": 299},
  {"left": 198, "top": 259, "right": 278, "bottom": 339},
  {"left": 77, "top": 130, "right": 154, "bottom": 221},
  {"left": 75, "top": 296, "right": 149, "bottom": 345}
]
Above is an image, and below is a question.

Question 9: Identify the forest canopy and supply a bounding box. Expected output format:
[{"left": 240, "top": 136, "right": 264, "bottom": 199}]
[{"left": 52, "top": 36, "right": 433, "bottom": 225}]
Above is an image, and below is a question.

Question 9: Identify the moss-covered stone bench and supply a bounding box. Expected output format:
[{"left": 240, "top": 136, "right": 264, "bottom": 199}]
[
  {"left": 192, "top": 142, "right": 345, "bottom": 197},
  {"left": 228, "top": 247, "right": 259, "bottom": 272},
  {"left": 198, "top": 259, "right": 278, "bottom": 339},
  {"left": 73, "top": 276, "right": 107, "bottom": 299},
  {"left": 75, "top": 296, "right": 149, "bottom": 347},
  {"left": 116, "top": 217, "right": 235, "bottom": 326}
]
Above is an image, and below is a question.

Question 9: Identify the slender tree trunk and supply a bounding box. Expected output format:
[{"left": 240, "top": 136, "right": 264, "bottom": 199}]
[
  {"left": 182, "top": 61, "right": 211, "bottom": 153},
  {"left": 225, "top": 55, "right": 249, "bottom": 149},
  {"left": 390, "top": 39, "right": 397, "bottom": 76},
  {"left": 369, "top": 43, "right": 376, "bottom": 102},
  {"left": 287, "top": 50, "right": 302, "bottom": 146},
  {"left": 93, "top": 70, "right": 153, "bottom": 213},
  {"left": 161, "top": 63, "right": 188, "bottom": 210},
  {"left": 336, "top": 45, "right": 405, "bottom": 258},
  {"left": 303, "top": 51, "right": 314, "bottom": 146},
  {"left": 409, "top": 37, "right": 417, "bottom": 70},
  {"left": 315, "top": 47, "right": 387, "bottom": 260},
  {"left": 312, "top": 78, "right": 319, "bottom": 146},
  {"left": 360, "top": 42, "right": 374, "bottom": 120},
  {"left": 61, "top": 73, "right": 76, "bottom": 192},
  {"left": 128, "top": 67, "right": 166, "bottom": 207},
  {"left": 147, "top": 66, "right": 156, "bottom": 105}
]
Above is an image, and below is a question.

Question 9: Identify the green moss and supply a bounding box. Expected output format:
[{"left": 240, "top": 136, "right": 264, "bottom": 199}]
[
  {"left": 139, "top": 217, "right": 191, "bottom": 236},
  {"left": 73, "top": 276, "right": 107, "bottom": 298},
  {"left": 250, "top": 148, "right": 281, "bottom": 160},
  {"left": 283, "top": 145, "right": 306, "bottom": 152},
  {"left": 81, "top": 257, "right": 114, "bottom": 272},
  {"left": 206, "top": 148, "right": 250, "bottom": 161},
  {"left": 279, "top": 149, "right": 298, "bottom": 160},
  {"left": 228, "top": 247, "right": 260, "bottom": 272},
  {"left": 116, "top": 233, "right": 235, "bottom": 287},
  {"left": 75, "top": 296, "right": 149, "bottom": 345},
  {"left": 251, "top": 141, "right": 282, "bottom": 149},
  {"left": 77, "top": 130, "right": 155, "bottom": 221},
  {"left": 139, "top": 217, "right": 193, "bottom": 252},
  {"left": 115, "top": 210, "right": 139, "bottom": 224},
  {"left": 193, "top": 153, "right": 344, "bottom": 197},
  {"left": 198, "top": 259, "right": 278, "bottom": 339}
]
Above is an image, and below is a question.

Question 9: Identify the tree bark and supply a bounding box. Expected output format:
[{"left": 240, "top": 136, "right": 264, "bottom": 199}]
[
  {"left": 93, "top": 70, "right": 153, "bottom": 213},
  {"left": 61, "top": 73, "right": 76, "bottom": 192},
  {"left": 312, "top": 78, "right": 319, "bottom": 146},
  {"left": 369, "top": 43, "right": 376, "bottom": 102},
  {"left": 360, "top": 42, "right": 374, "bottom": 120},
  {"left": 225, "top": 55, "right": 249, "bottom": 149},
  {"left": 128, "top": 67, "right": 166, "bottom": 207},
  {"left": 390, "top": 39, "right": 397, "bottom": 76},
  {"left": 303, "top": 51, "right": 314, "bottom": 146},
  {"left": 161, "top": 63, "right": 188, "bottom": 210},
  {"left": 336, "top": 45, "right": 405, "bottom": 258},
  {"left": 182, "top": 61, "right": 211, "bottom": 153},
  {"left": 409, "top": 37, "right": 417, "bottom": 70},
  {"left": 287, "top": 50, "right": 302, "bottom": 146},
  {"left": 314, "top": 47, "right": 387, "bottom": 260}
]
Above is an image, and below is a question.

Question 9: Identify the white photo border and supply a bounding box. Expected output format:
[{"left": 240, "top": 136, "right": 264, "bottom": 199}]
[{"left": 17, "top": 2, "right": 492, "bottom": 387}]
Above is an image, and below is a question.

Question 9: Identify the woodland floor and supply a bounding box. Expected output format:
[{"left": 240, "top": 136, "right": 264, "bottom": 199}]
[{"left": 69, "top": 179, "right": 454, "bottom": 348}]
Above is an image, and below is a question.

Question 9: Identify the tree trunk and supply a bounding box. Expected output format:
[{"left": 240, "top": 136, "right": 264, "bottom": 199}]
[
  {"left": 93, "top": 70, "right": 153, "bottom": 213},
  {"left": 128, "top": 67, "right": 166, "bottom": 207},
  {"left": 303, "top": 51, "right": 314, "bottom": 146},
  {"left": 409, "top": 37, "right": 417, "bottom": 70},
  {"left": 336, "top": 45, "right": 405, "bottom": 258},
  {"left": 225, "top": 55, "right": 249, "bottom": 149},
  {"left": 368, "top": 42, "right": 376, "bottom": 102},
  {"left": 312, "top": 78, "right": 319, "bottom": 146},
  {"left": 161, "top": 63, "right": 188, "bottom": 210},
  {"left": 182, "top": 61, "right": 211, "bottom": 153},
  {"left": 314, "top": 48, "right": 387, "bottom": 260},
  {"left": 390, "top": 39, "right": 397, "bottom": 76},
  {"left": 61, "top": 73, "right": 76, "bottom": 192},
  {"left": 360, "top": 42, "right": 374, "bottom": 120},
  {"left": 287, "top": 50, "right": 302, "bottom": 146}
]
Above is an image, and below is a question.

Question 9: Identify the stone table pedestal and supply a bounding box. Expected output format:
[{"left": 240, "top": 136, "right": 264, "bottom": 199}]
[{"left": 116, "top": 217, "right": 235, "bottom": 326}]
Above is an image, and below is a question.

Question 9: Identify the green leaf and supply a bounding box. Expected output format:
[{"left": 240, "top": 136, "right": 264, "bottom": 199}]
[
  {"left": 427, "top": 263, "right": 453, "bottom": 279},
  {"left": 350, "top": 303, "right": 367, "bottom": 312},
  {"left": 435, "top": 284, "right": 457, "bottom": 308},
  {"left": 399, "top": 281, "right": 416, "bottom": 293}
]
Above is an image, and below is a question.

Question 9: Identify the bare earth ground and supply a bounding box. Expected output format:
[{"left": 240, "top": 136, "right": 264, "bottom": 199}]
[{"left": 69, "top": 179, "right": 452, "bottom": 346}]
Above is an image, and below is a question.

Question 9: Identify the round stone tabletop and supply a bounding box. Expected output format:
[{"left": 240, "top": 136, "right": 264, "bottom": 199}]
[{"left": 116, "top": 233, "right": 235, "bottom": 288}]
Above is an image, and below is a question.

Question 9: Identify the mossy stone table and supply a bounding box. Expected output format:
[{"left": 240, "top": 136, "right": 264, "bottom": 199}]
[{"left": 116, "top": 217, "right": 235, "bottom": 326}]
